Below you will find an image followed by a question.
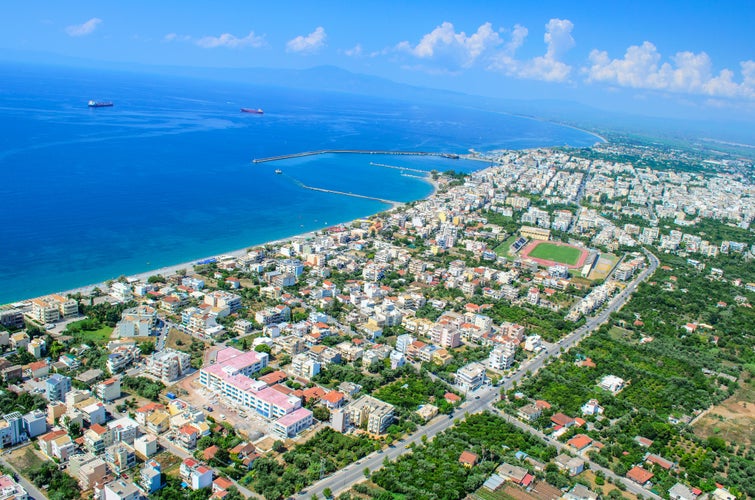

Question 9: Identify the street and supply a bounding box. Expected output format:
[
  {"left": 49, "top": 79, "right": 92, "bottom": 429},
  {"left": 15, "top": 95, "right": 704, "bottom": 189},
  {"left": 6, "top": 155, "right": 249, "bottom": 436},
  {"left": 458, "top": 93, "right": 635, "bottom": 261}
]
[{"left": 299, "top": 250, "right": 658, "bottom": 499}]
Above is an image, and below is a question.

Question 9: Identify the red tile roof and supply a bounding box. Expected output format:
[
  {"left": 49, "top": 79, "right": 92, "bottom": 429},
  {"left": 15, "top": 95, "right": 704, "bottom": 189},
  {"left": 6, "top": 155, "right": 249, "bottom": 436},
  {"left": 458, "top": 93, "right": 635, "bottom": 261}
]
[
  {"left": 458, "top": 451, "right": 479, "bottom": 466},
  {"left": 626, "top": 466, "right": 654, "bottom": 484}
]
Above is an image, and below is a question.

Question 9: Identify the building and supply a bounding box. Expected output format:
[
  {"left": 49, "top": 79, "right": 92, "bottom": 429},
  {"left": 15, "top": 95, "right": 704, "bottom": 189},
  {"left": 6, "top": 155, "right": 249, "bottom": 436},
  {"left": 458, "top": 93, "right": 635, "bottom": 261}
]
[
  {"left": 104, "top": 443, "right": 137, "bottom": 474},
  {"left": 668, "top": 483, "right": 699, "bottom": 500},
  {"left": 346, "top": 395, "right": 395, "bottom": 435},
  {"left": 180, "top": 458, "right": 213, "bottom": 491},
  {"left": 140, "top": 460, "right": 164, "bottom": 494},
  {"left": 455, "top": 362, "right": 486, "bottom": 392},
  {"left": 291, "top": 353, "right": 320, "bottom": 379},
  {"left": 114, "top": 305, "right": 157, "bottom": 338},
  {"left": 254, "top": 305, "right": 291, "bottom": 326},
  {"left": 488, "top": 342, "right": 516, "bottom": 371},
  {"left": 564, "top": 484, "right": 599, "bottom": 500},
  {"left": 0, "top": 474, "right": 29, "bottom": 500},
  {"left": 553, "top": 454, "right": 592, "bottom": 476},
  {"left": 19, "top": 410, "right": 45, "bottom": 441},
  {"left": 0, "top": 413, "right": 25, "bottom": 447},
  {"left": 134, "top": 434, "right": 158, "bottom": 458},
  {"left": 103, "top": 479, "right": 141, "bottom": 500},
  {"left": 146, "top": 349, "right": 192, "bottom": 382},
  {"left": 204, "top": 290, "right": 242, "bottom": 313},
  {"left": 598, "top": 375, "right": 626, "bottom": 394},
  {"left": 46, "top": 374, "right": 71, "bottom": 403},
  {"left": 30, "top": 294, "right": 77, "bottom": 323},
  {"left": 271, "top": 407, "right": 314, "bottom": 438},
  {"left": 520, "top": 226, "right": 551, "bottom": 241},
  {"left": 71, "top": 453, "right": 108, "bottom": 489},
  {"left": 626, "top": 465, "right": 654, "bottom": 485},
  {"left": 95, "top": 377, "right": 121, "bottom": 402},
  {"left": 85, "top": 424, "right": 112, "bottom": 455}
]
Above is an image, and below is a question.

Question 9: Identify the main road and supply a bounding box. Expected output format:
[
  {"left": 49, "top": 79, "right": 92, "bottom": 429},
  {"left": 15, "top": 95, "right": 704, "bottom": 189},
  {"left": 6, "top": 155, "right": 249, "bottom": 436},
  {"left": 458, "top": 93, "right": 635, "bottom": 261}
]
[{"left": 299, "top": 250, "right": 659, "bottom": 499}]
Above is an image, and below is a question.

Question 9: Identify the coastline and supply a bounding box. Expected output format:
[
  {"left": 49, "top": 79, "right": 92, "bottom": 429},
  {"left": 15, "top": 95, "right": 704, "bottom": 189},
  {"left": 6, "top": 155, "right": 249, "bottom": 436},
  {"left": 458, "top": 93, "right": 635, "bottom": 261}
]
[{"left": 32, "top": 170, "right": 442, "bottom": 304}]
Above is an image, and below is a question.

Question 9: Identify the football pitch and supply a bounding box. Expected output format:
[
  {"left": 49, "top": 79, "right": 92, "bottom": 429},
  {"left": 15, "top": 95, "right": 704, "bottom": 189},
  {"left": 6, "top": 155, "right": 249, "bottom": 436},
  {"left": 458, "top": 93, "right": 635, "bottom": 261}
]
[{"left": 526, "top": 242, "right": 583, "bottom": 266}]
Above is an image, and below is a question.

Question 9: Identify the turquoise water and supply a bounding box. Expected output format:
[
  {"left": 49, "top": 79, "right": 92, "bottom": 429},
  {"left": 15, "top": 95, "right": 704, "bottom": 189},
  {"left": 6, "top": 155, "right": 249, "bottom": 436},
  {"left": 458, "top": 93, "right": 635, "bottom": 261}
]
[{"left": 0, "top": 63, "right": 600, "bottom": 303}]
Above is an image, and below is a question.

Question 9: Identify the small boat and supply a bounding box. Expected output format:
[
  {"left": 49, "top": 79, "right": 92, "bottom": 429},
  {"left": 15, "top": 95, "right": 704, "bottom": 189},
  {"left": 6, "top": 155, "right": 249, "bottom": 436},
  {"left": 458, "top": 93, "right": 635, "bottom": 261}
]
[
  {"left": 274, "top": 169, "right": 283, "bottom": 174},
  {"left": 241, "top": 108, "right": 264, "bottom": 114},
  {"left": 88, "top": 100, "right": 113, "bottom": 108}
]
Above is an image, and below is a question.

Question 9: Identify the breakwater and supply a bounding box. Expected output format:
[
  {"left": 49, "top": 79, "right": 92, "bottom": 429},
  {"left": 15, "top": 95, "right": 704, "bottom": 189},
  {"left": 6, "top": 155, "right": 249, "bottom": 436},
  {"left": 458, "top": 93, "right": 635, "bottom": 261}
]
[
  {"left": 287, "top": 177, "right": 403, "bottom": 206},
  {"left": 252, "top": 149, "right": 459, "bottom": 163}
]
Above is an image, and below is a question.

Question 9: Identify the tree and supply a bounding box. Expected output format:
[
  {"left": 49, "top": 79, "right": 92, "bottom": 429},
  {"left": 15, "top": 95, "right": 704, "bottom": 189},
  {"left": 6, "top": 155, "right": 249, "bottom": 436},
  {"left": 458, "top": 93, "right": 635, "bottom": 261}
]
[
  {"left": 323, "top": 488, "right": 333, "bottom": 499},
  {"left": 272, "top": 440, "right": 286, "bottom": 453},
  {"left": 255, "top": 344, "right": 271, "bottom": 354}
]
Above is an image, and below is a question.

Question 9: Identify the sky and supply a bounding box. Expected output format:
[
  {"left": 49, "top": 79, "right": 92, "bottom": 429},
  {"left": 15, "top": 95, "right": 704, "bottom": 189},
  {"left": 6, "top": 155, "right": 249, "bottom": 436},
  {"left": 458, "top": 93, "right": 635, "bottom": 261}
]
[{"left": 2, "top": 1, "right": 754, "bottom": 125}]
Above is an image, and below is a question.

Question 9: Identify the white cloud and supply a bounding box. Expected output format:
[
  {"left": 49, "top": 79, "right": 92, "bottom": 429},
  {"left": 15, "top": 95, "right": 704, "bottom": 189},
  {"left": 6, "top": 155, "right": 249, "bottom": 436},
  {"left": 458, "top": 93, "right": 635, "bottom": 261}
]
[
  {"left": 488, "top": 18, "right": 575, "bottom": 82},
  {"left": 585, "top": 41, "right": 755, "bottom": 99},
  {"left": 286, "top": 26, "right": 327, "bottom": 54},
  {"left": 345, "top": 44, "right": 363, "bottom": 57},
  {"left": 65, "top": 17, "right": 102, "bottom": 37},
  {"left": 195, "top": 31, "right": 266, "bottom": 49},
  {"left": 396, "top": 22, "right": 502, "bottom": 69}
]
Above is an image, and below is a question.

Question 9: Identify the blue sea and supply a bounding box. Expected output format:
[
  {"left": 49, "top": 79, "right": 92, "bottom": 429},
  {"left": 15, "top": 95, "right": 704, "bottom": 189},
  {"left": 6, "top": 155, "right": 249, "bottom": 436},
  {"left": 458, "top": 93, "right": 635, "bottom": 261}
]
[{"left": 0, "top": 63, "right": 600, "bottom": 304}]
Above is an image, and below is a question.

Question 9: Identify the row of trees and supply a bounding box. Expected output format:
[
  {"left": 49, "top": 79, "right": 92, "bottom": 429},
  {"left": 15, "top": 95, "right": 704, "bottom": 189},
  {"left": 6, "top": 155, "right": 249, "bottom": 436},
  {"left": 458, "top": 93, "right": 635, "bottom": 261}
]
[{"left": 122, "top": 375, "right": 165, "bottom": 401}]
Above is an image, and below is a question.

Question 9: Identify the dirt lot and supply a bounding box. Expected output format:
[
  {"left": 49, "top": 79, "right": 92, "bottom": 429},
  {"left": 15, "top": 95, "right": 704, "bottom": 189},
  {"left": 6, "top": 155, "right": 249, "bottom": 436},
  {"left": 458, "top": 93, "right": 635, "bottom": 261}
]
[
  {"left": 172, "top": 370, "right": 270, "bottom": 441},
  {"left": 692, "top": 376, "right": 755, "bottom": 447},
  {"left": 7, "top": 445, "right": 47, "bottom": 475},
  {"left": 581, "top": 470, "right": 638, "bottom": 499}
]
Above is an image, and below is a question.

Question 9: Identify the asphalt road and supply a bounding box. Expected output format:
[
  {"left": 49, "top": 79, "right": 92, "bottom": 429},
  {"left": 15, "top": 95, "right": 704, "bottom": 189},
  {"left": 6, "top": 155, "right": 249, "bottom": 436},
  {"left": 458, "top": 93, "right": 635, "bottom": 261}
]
[{"left": 299, "top": 250, "right": 659, "bottom": 499}]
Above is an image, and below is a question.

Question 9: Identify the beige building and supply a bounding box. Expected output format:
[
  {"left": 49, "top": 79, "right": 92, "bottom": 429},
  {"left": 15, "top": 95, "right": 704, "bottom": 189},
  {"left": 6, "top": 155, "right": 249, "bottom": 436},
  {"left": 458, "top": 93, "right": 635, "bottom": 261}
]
[{"left": 346, "top": 395, "right": 394, "bottom": 435}]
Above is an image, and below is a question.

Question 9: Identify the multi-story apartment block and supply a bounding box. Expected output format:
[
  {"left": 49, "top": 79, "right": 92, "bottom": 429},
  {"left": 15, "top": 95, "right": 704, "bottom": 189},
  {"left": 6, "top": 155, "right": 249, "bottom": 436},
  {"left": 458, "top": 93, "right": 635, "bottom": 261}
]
[
  {"left": 291, "top": 353, "right": 320, "bottom": 380},
  {"left": 30, "top": 294, "right": 77, "bottom": 323},
  {"left": 456, "top": 362, "right": 486, "bottom": 392},
  {"left": 46, "top": 374, "right": 71, "bottom": 403},
  {"left": 146, "top": 349, "right": 191, "bottom": 382},
  {"left": 346, "top": 396, "right": 395, "bottom": 435},
  {"left": 204, "top": 291, "right": 242, "bottom": 313},
  {"left": 95, "top": 377, "right": 121, "bottom": 402},
  {"left": 254, "top": 305, "right": 291, "bottom": 326},
  {"left": 114, "top": 305, "right": 157, "bottom": 338},
  {"left": 180, "top": 458, "right": 213, "bottom": 491},
  {"left": 429, "top": 325, "right": 461, "bottom": 349},
  {"left": 488, "top": 342, "right": 517, "bottom": 371}
]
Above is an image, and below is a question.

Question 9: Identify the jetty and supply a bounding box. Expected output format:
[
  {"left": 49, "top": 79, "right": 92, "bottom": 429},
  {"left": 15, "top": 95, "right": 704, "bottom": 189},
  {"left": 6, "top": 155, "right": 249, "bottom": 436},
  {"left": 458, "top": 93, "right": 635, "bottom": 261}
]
[
  {"left": 252, "top": 149, "right": 453, "bottom": 164},
  {"left": 288, "top": 177, "right": 402, "bottom": 207},
  {"left": 369, "top": 162, "right": 428, "bottom": 174}
]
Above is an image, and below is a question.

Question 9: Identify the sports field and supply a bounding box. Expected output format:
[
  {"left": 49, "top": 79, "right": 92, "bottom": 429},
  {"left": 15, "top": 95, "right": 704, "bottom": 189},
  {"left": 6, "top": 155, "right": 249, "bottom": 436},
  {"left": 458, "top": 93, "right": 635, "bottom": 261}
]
[{"left": 521, "top": 241, "right": 587, "bottom": 268}]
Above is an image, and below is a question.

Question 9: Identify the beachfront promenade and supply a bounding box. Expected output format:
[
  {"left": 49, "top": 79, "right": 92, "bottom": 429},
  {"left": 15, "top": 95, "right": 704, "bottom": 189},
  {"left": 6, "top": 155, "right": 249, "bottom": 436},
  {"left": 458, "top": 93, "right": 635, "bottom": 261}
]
[{"left": 251, "top": 149, "right": 459, "bottom": 163}]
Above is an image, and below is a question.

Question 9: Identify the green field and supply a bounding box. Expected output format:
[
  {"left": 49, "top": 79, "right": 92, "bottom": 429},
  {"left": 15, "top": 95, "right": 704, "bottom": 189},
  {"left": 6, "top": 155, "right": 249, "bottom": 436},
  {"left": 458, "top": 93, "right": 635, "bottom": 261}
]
[
  {"left": 526, "top": 242, "right": 583, "bottom": 266},
  {"left": 494, "top": 235, "right": 519, "bottom": 257}
]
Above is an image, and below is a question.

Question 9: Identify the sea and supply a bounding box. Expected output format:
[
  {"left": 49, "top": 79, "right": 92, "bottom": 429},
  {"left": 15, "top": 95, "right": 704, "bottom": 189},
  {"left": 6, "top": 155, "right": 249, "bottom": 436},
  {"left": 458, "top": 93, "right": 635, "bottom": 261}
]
[{"left": 0, "top": 63, "right": 600, "bottom": 304}]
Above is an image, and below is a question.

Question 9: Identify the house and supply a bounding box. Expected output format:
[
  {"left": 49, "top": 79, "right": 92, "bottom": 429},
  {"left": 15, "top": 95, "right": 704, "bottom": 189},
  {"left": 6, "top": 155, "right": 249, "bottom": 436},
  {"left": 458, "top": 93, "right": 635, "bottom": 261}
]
[
  {"left": 497, "top": 463, "right": 533, "bottom": 487},
  {"left": 598, "top": 375, "right": 626, "bottom": 394},
  {"left": 444, "top": 392, "right": 461, "bottom": 405},
  {"left": 177, "top": 424, "right": 200, "bottom": 449},
  {"left": 458, "top": 451, "right": 478, "bottom": 467},
  {"left": 322, "top": 391, "right": 345, "bottom": 409},
  {"left": 38, "top": 429, "right": 68, "bottom": 459},
  {"left": 550, "top": 413, "right": 575, "bottom": 427},
  {"left": 517, "top": 404, "right": 541, "bottom": 422},
  {"left": 212, "top": 477, "right": 234, "bottom": 496},
  {"left": 564, "top": 484, "right": 599, "bottom": 500},
  {"left": 580, "top": 399, "right": 603, "bottom": 416},
  {"left": 554, "top": 453, "right": 586, "bottom": 476},
  {"left": 626, "top": 465, "right": 654, "bottom": 485},
  {"left": 567, "top": 434, "right": 593, "bottom": 452},
  {"left": 203, "top": 445, "right": 219, "bottom": 462},
  {"left": 229, "top": 442, "right": 258, "bottom": 469},
  {"left": 134, "top": 434, "right": 158, "bottom": 458},
  {"left": 645, "top": 453, "right": 674, "bottom": 471}
]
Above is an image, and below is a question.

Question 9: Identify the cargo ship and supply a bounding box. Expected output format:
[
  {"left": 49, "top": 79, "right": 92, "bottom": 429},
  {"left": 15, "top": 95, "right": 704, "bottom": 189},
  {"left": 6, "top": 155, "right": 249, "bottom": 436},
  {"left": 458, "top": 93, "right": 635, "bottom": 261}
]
[
  {"left": 88, "top": 100, "right": 113, "bottom": 108},
  {"left": 241, "top": 108, "right": 264, "bottom": 114}
]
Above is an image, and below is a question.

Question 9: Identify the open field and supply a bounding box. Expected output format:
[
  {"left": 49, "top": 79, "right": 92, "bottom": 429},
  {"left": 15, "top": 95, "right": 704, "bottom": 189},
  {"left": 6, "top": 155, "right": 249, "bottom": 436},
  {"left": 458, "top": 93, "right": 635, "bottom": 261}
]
[
  {"left": 581, "top": 470, "right": 638, "bottom": 499},
  {"left": 520, "top": 240, "right": 587, "bottom": 268},
  {"left": 7, "top": 446, "right": 46, "bottom": 476},
  {"left": 692, "top": 375, "right": 755, "bottom": 447},
  {"left": 474, "top": 481, "right": 562, "bottom": 500},
  {"left": 165, "top": 328, "right": 195, "bottom": 351}
]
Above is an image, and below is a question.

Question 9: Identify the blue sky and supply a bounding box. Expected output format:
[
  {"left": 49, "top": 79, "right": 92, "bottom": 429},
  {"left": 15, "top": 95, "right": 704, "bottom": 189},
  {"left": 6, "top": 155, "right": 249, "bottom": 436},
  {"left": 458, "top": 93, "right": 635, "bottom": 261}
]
[{"left": 2, "top": 1, "right": 754, "bottom": 121}]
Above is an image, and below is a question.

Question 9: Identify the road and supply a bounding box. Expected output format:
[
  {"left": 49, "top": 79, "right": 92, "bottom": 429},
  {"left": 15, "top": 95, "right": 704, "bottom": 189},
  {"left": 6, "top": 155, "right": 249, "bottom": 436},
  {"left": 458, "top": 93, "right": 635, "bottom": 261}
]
[
  {"left": 299, "top": 250, "right": 658, "bottom": 499},
  {"left": 0, "top": 446, "right": 50, "bottom": 500}
]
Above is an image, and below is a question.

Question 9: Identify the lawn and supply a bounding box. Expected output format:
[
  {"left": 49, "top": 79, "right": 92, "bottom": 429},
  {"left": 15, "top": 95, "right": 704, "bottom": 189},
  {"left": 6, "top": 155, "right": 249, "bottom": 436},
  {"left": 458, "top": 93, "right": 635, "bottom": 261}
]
[
  {"left": 526, "top": 242, "right": 583, "bottom": 266},
  {"left": 65, "top": 318, "right": 114, "bottom": 344}
]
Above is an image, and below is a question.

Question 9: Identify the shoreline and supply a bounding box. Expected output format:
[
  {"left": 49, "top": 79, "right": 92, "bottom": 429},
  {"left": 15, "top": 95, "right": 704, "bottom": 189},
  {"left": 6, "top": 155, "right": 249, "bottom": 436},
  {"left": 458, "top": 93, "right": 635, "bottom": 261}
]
[{"left": 14, "top": 168, "right": 443, "bottom": 305}]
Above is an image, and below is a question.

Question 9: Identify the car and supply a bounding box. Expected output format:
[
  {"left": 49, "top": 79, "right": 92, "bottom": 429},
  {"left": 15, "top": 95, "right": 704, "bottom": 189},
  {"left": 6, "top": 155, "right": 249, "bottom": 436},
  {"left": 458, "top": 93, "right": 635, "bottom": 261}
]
[{"left": 475, "top": 396, "right": 480, "bottom": 399}]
